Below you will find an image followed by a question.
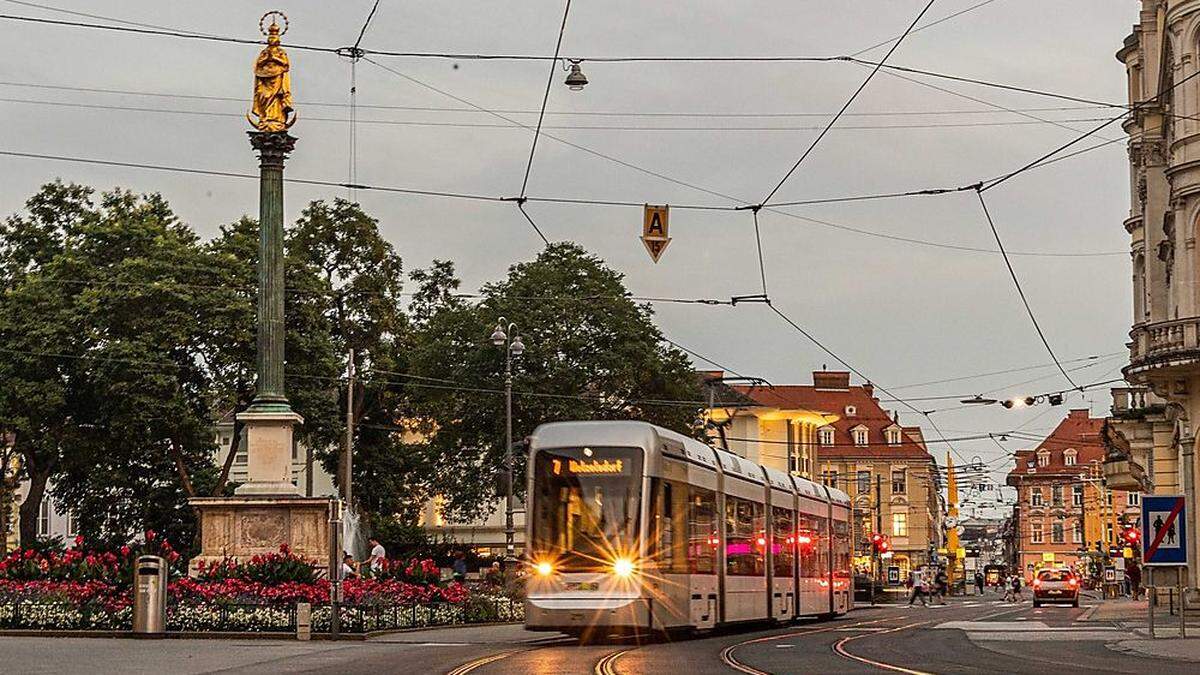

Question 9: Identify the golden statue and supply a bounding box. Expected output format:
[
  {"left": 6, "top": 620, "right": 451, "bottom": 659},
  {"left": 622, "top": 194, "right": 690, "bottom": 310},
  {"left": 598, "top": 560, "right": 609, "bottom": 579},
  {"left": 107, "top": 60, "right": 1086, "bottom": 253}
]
[{"left": 248, "top": 12, "right": 296, "bottom": 132}]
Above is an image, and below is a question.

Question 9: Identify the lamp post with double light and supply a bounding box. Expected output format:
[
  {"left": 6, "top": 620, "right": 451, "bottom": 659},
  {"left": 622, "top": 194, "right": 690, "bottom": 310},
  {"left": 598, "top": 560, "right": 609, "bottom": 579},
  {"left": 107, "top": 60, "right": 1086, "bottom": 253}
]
[{"left": 490, "top": 318, "right": 525, "bottom": 566}]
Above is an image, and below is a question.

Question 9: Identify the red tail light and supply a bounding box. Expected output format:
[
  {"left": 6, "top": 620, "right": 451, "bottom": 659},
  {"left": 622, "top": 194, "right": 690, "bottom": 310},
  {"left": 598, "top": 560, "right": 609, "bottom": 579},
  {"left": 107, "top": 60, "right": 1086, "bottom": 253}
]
[
  {"left": 1068, "top": 578, "right": 1078, "bottom": 587},
  {"left": 1033, "top": 579, "right": 1041, "bottom": 588}
]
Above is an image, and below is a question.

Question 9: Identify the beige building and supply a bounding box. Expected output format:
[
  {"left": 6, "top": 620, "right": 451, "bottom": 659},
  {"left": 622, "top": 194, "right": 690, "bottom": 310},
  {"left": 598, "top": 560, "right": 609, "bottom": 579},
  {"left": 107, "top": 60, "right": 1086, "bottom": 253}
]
[{"left": 1115, "top": 1, "right": 1200, "bottom": 585}]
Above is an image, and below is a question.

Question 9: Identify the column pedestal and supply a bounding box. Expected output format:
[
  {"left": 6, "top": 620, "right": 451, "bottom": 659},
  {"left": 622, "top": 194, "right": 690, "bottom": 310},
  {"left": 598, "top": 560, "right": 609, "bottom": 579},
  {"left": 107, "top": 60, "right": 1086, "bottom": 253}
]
[
  {"left": 189, "top": 496, "right": 333, "bottom": 574},
  {"left": 235, "top": 410, "right": 304, "bottom": 496}
]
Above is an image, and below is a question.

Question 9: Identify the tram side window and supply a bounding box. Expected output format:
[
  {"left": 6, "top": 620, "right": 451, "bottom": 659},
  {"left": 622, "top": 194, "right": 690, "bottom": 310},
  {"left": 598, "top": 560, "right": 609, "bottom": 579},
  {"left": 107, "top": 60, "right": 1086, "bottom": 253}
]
[
  {"left": 814, "top": 515, "right": 830, "bottom": 580},
  {"left": 796, "top": 513, "right": 819, "bottom": 579},
  {"left": 772, "top": 506, "right": 795, "bottom": 578},
  {"left": 688, "top": 485, "right": 718, "bottom": 574},
  {"left": 649, "top": 478, "right": 691, "bottom": 574},
  {"left": 725, "top": 494, "right": 765, "bottom": 576},
  {"left": 833, "top": 518, "right": 851, "bottom": 578}
]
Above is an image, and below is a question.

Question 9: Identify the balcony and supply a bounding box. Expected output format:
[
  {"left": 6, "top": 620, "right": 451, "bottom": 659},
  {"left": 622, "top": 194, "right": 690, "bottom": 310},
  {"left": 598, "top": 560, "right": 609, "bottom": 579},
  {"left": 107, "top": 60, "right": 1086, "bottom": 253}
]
[{"left": 1126, "top": 317, "right": 1200, "bottom": 378}]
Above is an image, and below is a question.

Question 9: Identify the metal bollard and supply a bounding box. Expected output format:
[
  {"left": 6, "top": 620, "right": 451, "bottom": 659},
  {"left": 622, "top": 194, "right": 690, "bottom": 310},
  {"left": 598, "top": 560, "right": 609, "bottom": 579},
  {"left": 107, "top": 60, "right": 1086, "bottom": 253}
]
[{"left": 296, "top": 602, "right": 312, "bottom": 641}]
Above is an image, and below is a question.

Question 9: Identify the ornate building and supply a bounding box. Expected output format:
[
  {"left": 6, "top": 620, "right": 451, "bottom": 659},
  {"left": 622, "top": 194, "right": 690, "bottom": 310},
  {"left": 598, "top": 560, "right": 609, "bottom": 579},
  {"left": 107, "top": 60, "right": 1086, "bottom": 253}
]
[
  {"left": 1008, "top": 411, "right": 1134, "bottom": 579},
  {"left": 1114, "top": 1, "right": 1200, "bottom": 585}
]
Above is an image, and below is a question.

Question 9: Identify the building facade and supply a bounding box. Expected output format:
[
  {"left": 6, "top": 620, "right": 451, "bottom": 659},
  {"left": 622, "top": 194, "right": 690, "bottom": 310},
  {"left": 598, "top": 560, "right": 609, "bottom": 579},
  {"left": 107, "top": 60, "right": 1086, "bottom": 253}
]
[
  {"left": 1008, "top": 410, "right": 1135, "bottom": 579},
  {"left": 1115, "top": 1, "right": 1200, "bottom": 585},
  {"left": 707, "top": 370, "right": 943, "bottom": 581}
]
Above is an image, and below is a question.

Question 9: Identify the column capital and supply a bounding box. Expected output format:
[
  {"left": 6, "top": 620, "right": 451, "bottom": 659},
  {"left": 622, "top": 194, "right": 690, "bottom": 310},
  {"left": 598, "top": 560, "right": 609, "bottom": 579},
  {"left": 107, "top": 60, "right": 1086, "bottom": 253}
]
[{"left": 248, "top": 131, "right": 297, "bottom": 168}]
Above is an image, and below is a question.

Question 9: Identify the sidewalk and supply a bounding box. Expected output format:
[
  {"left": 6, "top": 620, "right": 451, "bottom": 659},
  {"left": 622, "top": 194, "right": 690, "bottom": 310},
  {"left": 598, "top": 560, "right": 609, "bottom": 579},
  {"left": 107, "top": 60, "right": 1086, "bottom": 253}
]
[{"left": 1081, "top": 595, "right": 1200, "bottom": 662}]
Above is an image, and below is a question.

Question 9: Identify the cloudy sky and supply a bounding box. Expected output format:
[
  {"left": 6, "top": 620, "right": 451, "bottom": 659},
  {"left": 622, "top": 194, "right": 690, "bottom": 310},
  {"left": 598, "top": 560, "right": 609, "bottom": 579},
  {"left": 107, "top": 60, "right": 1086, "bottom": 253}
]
[{"left": 0, "top": 1, "right": 1143, "bottom": 512}]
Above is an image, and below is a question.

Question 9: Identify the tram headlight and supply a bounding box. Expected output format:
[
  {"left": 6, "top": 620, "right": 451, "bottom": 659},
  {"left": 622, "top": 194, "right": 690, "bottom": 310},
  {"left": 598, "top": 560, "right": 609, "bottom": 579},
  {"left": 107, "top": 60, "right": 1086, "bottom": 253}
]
[
  {"left": 612, "top": 557, "right": 635, "bottom": 578},
  {"left": 535, "top": 561, "right": 554, "bottom": 577}
]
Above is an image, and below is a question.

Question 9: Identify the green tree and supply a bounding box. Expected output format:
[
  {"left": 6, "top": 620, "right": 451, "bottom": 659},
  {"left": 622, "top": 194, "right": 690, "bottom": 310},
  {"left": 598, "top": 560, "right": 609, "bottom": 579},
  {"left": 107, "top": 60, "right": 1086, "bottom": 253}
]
[
  {"left": 407, "top": 243, "right": 701, "bottom": 522},
  {"left": 286, "top": 199, "right": 409, "bottom": 515}
]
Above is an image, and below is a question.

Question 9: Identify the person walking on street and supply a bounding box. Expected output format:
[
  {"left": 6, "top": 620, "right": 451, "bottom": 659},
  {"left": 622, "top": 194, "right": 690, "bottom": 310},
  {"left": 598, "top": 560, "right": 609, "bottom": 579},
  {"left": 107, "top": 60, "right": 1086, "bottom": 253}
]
[
  {"left": 934, "top": 566, "right": 949, "bottom": 604},
  {"left": 907, "top": 567, "right": 927, "bottom": 606},
  {"left": 1127, "top": 561, "right": 1142, "bottom": 600},
  {"left": 1010, "top": 573, "right": 1023, "bottom": 602},
  {"left": 1003, "top": 574, "right": 1015, "bottom": 602},
  {"left": 975, "top": 571, "right": 986, "bottom": 595}
]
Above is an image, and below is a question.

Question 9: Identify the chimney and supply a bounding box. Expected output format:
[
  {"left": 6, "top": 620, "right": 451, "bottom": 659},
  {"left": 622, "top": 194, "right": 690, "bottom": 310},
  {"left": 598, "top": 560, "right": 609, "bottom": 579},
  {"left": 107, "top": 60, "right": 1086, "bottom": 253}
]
[
  {"left": 813, "top": 370, "right": 850, "bottom": 390},
  {"left": 862, "top": 382, "right": 874, "bottom": 398},
  {"left": 1068, "top": 409, "right": 1090, "bottom": 419}
]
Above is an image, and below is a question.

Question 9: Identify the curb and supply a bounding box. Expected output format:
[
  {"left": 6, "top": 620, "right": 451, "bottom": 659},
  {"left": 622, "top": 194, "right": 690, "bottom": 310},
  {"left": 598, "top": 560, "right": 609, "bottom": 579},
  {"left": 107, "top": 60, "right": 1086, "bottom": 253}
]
[{"left": 0, "top": 621, "right": 526, "bottom": 642}]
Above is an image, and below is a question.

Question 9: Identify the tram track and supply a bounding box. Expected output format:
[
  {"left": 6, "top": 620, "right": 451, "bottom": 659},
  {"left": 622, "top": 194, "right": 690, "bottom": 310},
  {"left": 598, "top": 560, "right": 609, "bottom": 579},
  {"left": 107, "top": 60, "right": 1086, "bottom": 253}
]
[
  {"left": 594, "top": 647, "right": 634, "bottom": 675},
  {"left": 719, "top": 616, "right": 896, "bottom": 674},
  {"left": 832, "top": 621, "right": 932, "bottom": 674}
]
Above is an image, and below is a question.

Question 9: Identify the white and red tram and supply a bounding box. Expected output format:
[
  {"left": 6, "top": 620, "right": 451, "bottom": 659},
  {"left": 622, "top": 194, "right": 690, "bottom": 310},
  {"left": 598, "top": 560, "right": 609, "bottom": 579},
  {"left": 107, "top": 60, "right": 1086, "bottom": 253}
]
[{"left": 524, "top": 421, "right": 853, "bottom": 635}]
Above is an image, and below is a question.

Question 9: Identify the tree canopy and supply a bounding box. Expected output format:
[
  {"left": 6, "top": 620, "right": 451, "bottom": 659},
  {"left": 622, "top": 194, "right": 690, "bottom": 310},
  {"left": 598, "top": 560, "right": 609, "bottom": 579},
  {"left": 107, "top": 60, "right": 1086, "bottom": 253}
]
[{"left": 1, "top": 184, "right": 703, "bottom": 546}]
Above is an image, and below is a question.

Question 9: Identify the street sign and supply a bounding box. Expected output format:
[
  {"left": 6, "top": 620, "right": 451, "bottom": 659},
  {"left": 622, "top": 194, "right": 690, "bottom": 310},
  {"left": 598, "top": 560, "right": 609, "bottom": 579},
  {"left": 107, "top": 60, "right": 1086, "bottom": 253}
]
[
  {"left": 641, "top": 204, "right": 671, "bottom": 263},
  {"left": 887, "top": 566, "right": 900, "bottom": 584},
  {"left": 1142, "top": 494, "right": 1188, "bottom": 566},
  {"left": 1042, "top": 552, "right": 1056, "bottom": 563}
]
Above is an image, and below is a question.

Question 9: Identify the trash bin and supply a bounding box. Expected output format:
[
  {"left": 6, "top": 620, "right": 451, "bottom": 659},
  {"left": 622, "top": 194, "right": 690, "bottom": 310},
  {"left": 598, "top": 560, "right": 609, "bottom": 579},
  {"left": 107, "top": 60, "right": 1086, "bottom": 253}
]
[{"left": 133, "top": 555, "right": 167, "bottom": 634}]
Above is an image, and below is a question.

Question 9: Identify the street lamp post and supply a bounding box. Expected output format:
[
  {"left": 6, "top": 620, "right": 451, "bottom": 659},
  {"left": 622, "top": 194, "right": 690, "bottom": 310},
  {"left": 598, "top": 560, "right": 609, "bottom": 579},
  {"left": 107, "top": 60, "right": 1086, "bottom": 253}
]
[{"left": 490, "top": 318, "right": 525, "bottom": 567}]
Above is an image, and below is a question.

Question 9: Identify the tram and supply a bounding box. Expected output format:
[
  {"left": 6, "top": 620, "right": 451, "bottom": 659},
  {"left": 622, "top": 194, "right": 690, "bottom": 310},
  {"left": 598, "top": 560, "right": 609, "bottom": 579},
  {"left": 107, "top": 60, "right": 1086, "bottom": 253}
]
[{"left": 524, "top": 420, "right": 853, "bottom": 635}]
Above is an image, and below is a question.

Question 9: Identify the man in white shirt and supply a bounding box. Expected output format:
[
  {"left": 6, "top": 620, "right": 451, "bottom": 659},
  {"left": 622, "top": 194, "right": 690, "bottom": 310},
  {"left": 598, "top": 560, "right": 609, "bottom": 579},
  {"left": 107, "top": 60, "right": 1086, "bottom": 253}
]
[{"left": 368, "top": 537, "right": 387, "bottom": 573}]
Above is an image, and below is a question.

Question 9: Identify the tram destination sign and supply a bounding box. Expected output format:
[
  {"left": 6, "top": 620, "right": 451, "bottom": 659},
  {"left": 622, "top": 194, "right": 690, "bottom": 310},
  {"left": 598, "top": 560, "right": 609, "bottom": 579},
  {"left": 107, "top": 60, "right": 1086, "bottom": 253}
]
[{"left": 550, "top": 457, "right": 629, "bottom": 476}]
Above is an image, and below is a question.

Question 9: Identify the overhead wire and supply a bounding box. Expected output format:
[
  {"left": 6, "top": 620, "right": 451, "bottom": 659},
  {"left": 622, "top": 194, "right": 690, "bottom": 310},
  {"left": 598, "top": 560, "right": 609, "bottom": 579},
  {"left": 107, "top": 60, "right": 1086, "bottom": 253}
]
[
  {"left": 849, "top": 0, "right": 1000, "bottom": 57},
  {"left": 759, "top": 0, "right": 938, "bottom": 206}
]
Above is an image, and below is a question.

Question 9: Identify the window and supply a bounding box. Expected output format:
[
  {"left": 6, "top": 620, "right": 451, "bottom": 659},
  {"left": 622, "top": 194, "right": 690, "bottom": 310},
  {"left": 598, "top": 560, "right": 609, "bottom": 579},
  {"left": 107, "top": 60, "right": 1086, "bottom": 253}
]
[
  {"left": 845, "top": 405, "right": 857, "bottom": 417},
  {"left": 37, "top": 497, "right": 50, "bottom": 537},
  {"left": 1073, "top": 521, "right": 1083, "bottom": 544},
  {"left": 1031, "top": 522, "right": 1043, "bottom": 544},
  {"left": 66, "top": 512, "right": 77, "bottom": 537},
  {"left": 818, "top": 427, "right": 834, "bottom": 446},
  {"left": 651, "top": 479, "right": 720, "bottom": 575},
  {"left": 892, "top": 512, "right": 908, "bottom": 537},
  {"left": 1052, "top": 519, "right": 1065, "bottom": 544},
  {"left": 798, "top": 513, "right": 823, "bottom": 579},
  {"left": 886, "top": 428, "right": 901, "bottom": 445},
  {"left": 1030, "top": 487, "right": 1044, "bottom": 507},
  {"left": 857, "top": 470, "right": 871, "bottom": 494},
  {"left": 688, "top": 486, "right": 718, "bottom": 574},
  {"left": 1106, "top": 491, "right": 1114, "bottom": 506},
  {"left": 772, "top": 507, "right": 795, "bottom": 577},
  {"left": 1051, "top": 485, "right": 1063, "bottom": 506},
  {"left": 823, "top": 470, "right": 839, "bottom": 489},
  {"left": 725, "top": 495, "right": 766, "bottom": 577},
  {"left": 1072, "top": 485, "right": 1084, "bottom": 507},
  {"left": 1128, "top": 492, "right": 1140, "bottom": 506},
  {"left": 1105, "top": 522, "right": 1114, "bottom": 544},
  {"left": 891, "top": 469, "right": 907, "bottom": 495},
  {"left": 1064, "top": 449, "right": 1077, "bottom": 466},
  {"left": 852, "top": 428, "right": 868, "bottom": 446},
  {"left": 1037, "top": 451, "right": 1050, "bottom": 468}
]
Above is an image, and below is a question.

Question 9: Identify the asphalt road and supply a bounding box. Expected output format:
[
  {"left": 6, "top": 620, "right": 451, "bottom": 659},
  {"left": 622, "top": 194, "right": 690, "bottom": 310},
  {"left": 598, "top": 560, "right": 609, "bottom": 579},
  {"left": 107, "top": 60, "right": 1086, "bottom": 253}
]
[{"left": 0, "top": 596, "right": 1192, "bottom": 674}]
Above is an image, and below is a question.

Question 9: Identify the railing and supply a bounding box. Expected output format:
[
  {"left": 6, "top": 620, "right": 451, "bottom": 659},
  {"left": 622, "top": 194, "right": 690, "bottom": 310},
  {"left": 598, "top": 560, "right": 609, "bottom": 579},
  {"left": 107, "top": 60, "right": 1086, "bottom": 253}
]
[
  {"left": 1128, "top": 318, "right": 1200, "bottom": 367},
  {"left": 0, "top": 598, "right": 523, "bottom": 634}
]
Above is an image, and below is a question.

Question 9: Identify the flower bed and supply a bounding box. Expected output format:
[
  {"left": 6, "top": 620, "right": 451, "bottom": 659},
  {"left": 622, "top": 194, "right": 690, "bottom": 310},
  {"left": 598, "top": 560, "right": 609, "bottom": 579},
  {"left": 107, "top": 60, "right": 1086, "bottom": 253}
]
[{"left": 0, "top": 539, "right": 522, "bottom": 634}]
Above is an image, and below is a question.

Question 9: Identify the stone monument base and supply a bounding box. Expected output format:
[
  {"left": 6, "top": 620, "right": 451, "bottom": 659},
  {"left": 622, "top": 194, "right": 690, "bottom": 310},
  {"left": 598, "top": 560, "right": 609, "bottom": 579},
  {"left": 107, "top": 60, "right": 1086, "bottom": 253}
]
[{"left": 188, "top": 496, "right": 333, "bottom": 575}]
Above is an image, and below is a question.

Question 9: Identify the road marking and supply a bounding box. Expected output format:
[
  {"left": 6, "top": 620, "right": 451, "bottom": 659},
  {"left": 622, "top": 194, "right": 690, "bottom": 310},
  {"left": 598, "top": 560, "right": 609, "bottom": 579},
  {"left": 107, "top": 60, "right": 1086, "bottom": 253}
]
[
  {"left": 832, "top": 621, "right": 933, "bottom": 675},
  {"left": 594, "top": 648, "right": 633, "bottom": 675},
  {"left": 446, "top": 650, "right": 518, "bottom": 675}
]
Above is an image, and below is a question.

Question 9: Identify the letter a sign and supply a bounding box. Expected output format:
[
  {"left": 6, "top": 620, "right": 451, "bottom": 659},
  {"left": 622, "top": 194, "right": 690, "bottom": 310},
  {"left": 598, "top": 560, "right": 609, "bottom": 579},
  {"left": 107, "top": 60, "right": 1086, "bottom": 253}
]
[{"left": 642, "top": 204, "right": 671, "bottom": 263}]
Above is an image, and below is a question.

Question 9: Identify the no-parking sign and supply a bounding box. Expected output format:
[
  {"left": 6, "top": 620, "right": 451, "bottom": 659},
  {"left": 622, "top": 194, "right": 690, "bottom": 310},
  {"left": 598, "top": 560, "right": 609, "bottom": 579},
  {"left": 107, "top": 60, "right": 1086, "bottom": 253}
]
[{"left": 1142, "top": 495, "right": 1188, "bottom": 566}]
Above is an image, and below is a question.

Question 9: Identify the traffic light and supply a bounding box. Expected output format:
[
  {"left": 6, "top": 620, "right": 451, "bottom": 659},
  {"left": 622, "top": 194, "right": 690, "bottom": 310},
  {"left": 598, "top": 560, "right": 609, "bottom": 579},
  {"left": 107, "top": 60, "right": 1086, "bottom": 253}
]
[
  {"left": 871, "top": 533, "right": 889, "bottom": 553},
  {"left": 1122, "top": 527, "right": 1140, "bottom": 546}
]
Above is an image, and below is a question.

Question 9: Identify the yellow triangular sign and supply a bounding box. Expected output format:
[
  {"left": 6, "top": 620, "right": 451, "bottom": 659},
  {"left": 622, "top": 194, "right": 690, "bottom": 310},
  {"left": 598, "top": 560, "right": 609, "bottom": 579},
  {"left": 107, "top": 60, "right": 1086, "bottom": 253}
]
[{"left": 642, "top": 237, "right": 671, "bottom": 263}]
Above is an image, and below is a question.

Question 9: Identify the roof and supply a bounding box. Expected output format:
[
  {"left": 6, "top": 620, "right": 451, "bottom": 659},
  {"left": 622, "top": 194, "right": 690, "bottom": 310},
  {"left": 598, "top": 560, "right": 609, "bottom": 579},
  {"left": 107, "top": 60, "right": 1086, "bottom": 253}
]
[
  {"left": 1006, "top": 409, "right": 1105, "bottom": 482},
  {"left": 728, "top": 371, "right": 933, "bottom": 461}
]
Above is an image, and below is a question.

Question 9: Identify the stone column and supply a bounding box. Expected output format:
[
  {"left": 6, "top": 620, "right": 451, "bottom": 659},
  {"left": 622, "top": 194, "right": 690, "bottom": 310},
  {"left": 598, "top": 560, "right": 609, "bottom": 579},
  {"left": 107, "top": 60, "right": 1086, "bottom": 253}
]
[{"left": 237, "top": 130, "right": 303, "bottom": 496}]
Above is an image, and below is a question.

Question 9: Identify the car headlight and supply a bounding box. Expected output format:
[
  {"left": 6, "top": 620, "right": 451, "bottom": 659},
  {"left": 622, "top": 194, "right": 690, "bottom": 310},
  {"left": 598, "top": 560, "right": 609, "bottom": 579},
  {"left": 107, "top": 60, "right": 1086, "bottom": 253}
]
[{"left": 535, "top": 561, "right": 554, "bottom": 576}]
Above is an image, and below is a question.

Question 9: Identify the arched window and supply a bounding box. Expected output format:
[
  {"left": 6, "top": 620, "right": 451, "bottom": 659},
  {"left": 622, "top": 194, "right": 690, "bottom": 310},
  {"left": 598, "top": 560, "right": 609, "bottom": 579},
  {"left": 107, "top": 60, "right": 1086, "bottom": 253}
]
[
  {"left": 818, "top": 426, "right": 835, "bottom": 446},
  {"left": 1134, "top": 252, "right": 1148, "bottom": 321},
  {"left": 1037, "top": 451, "right": 1050, "bottom": 468},
  {"left": 37, "top": 496, "right": 51, "bottom": 537},
  {"left": 1064, "top": 449, "right": 1077, "bottom": 466}
]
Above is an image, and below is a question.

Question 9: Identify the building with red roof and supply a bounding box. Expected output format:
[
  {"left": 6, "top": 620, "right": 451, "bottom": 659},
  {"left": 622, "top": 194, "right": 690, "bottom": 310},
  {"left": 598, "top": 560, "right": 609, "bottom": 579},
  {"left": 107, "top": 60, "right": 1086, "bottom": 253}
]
[
  {"left": 704, "top": 369, "right": 943, "bottom": 578},
  {"left": 1006, "top": 409, "right": 1137, "bottom": 579}
]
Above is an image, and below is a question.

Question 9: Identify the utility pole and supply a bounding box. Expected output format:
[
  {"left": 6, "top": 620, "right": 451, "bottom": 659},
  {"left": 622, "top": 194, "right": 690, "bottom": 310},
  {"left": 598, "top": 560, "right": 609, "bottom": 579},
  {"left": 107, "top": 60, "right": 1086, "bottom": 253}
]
[
  {"left": 946, "top": 452, "right": 960, "bottom": 593},
  {"left": 876, "top": 473, "right": 883, "bottom": 585},
  {"left": 343, "top": 349, "right": 355, "bottom": 505}
]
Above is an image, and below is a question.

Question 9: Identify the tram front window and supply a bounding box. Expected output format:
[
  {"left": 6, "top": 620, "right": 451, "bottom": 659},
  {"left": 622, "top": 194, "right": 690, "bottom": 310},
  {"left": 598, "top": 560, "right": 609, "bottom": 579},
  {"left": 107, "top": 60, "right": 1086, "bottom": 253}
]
[{"left": 532, "top": 447, "right": 643, "bottom": 572}]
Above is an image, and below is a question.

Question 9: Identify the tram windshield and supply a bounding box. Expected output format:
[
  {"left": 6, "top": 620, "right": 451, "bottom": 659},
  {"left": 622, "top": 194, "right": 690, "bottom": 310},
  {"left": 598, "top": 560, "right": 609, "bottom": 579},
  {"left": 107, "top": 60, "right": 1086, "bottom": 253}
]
[{"left": 531, "top": 446, "right": 644, "bottom": 572}]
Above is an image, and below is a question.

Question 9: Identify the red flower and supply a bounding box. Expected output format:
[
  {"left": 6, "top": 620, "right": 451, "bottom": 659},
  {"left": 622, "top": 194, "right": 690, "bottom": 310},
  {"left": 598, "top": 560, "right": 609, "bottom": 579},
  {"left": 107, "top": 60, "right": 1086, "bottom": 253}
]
[
  {"left": 145, "top": 530, "right": 156, "bottom": 542},
  {"left": 120, "top": 545, "right": 131, "bottom": 557},
  {"left": 73, "top": 535, "right": 85, "bottom": 548}
]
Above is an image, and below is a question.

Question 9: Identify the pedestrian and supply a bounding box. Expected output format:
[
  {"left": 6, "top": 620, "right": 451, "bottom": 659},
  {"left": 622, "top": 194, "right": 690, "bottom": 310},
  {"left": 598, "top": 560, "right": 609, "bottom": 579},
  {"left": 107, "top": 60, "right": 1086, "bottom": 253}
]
[
  {"left": 934, "top": 566, "right": 949, "bottom": 604},
  {"left": 368, "top": 536, "right": 387, "bottom": 575},
  {"left": 907, "top": 567, "right": 927, "bottom": 606},
  {"left": 340, "top": 553, "right": 359, "bottom": 581},
  {"left": 1127, "top": 561, "right": 1142, "bottom": 600},
  {"left": 975, "top": 571, "right": 985, "bottom": 596},
  {"left": 1011, "top": 573, "right": 1023, "bottom": 602},
  {"left": 1002, "top": 574, "right": 1014, "bottom": 602},
  {"left": 452, "top": 550, "right": 468, "bottom": 582}
]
